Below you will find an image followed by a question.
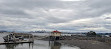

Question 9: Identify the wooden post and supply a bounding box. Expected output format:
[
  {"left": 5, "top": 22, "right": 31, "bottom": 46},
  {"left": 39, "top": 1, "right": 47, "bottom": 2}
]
[
  {"left": 13, "top": 34, "right": 15, "bottom": 42},
  {"left": 29, "top": 35, "right": 30, "bottom": 42},
  {"left": 32, "top": 35, "right": 34, "bottom": 42},
  {"left": 54, "top": 36, "right": 55, "bottom": 41},
  {"left": 8, "top": 35, "right": 9, "bottom": 43}
]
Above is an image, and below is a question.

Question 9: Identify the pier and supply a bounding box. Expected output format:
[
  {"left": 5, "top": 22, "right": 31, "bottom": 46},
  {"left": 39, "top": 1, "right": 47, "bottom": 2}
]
[
  {"left": 0, "top": 33, "right": 34, "bottom": 45},
  {"left": 0, "top": 41, "right": 33, "bottom": 45}
]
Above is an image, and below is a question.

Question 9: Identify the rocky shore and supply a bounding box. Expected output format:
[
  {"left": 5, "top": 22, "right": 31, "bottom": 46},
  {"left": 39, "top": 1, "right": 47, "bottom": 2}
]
[
  {"left": 38, "top": 35, "right": 111, "bottom": 49},
  {"left": 57, "top": 40, "right": 111, "bottom": 49}
]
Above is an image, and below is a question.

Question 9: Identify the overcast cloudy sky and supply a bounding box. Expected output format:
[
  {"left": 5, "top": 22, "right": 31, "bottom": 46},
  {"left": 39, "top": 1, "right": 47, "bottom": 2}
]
[{"left": 0, "top": 0, "right": 111, "bottom": 33}]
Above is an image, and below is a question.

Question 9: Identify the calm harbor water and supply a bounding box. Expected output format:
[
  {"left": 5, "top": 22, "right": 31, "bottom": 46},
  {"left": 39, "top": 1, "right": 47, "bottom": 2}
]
[{"left": 0, "top": 33, "right": 80, "bottom": 49}]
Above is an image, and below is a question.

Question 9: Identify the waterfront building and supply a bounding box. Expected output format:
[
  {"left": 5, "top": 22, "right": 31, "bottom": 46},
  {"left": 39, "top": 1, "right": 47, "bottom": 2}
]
[
  {"left": 51, "top": 30, "right": 61, "bottom": 36},
  {"left": 50, "top": 30, "right": 62, "bottom": 41}
]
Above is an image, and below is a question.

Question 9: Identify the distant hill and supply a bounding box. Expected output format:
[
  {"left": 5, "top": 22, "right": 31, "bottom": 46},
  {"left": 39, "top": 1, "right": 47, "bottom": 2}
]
[
  {"left": 0, "top": 30, "right": 7, "bottom": 33},
  {"left": 97, "top": 33, "right": 111, "bottom": 35}
]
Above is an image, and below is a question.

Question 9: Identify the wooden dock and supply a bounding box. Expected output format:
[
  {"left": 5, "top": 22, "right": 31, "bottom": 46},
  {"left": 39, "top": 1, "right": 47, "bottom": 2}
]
[
  {"left": 0, "top": 33, "right": 34, "bottom": 45},
  {"left": 0, "top": 41, "right": 33, "bottom": 45}
]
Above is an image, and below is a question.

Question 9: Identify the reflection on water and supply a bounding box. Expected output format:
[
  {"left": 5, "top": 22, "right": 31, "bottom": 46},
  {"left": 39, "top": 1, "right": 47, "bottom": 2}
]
[
  {"left": 49, "top": 41, "right": 61, "bottom": 49},
  {"left": 0, "top": 40, "right": 80, "bottom": 49},
  {"left": 4, "top": 43, "right": 34, "bottom": 49},
  {"left": 5, "top": 44, "right": 19, "bottom": 49}
]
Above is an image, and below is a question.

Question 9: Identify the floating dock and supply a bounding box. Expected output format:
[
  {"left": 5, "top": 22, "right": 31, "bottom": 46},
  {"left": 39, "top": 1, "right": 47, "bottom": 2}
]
[
  {"left": 0, "top": 40, "right": 34, "bottom": 45},
  {"left": 0, "top": 33, "right": 34, "bottom": 45}
]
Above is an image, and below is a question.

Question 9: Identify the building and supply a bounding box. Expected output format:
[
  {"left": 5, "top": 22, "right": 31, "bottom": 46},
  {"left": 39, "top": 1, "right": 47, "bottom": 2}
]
[
  {"left": 51, "top": 30, "right": 61, "bottom": 36},
  {"left": 50, "top": 30, "right": 62, "bottom": 41}
]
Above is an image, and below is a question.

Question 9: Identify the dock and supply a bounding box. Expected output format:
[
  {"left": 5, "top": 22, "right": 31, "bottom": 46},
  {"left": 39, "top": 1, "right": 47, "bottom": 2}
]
[
  {"left": 0, "top": 40, "right": 34, "bottom": 45},
  {"left": 0, "top": 33, "right": 34, "bottom": 45}
]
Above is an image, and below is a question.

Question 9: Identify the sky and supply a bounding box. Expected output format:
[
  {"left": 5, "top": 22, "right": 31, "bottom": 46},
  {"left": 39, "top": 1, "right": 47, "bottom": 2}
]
[{"left": 0, "top": 0, "right": 111, "bottom": 33}]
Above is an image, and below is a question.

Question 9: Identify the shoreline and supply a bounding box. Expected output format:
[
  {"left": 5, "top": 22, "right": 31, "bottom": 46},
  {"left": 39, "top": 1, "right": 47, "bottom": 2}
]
[{"left": 57, "top": 40, "right": 111, "bottom": 49}]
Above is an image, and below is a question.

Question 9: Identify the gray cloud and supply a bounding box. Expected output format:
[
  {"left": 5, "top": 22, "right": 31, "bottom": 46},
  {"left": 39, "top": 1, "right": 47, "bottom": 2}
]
[{"left": 0, "top": 0, "right": 111, "bottom": 33}]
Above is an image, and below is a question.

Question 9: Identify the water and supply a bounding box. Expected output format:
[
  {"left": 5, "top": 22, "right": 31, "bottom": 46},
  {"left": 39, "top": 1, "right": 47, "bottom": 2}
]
[{"left": 0, "top": 33, "right": 80, "bottom": 49}]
